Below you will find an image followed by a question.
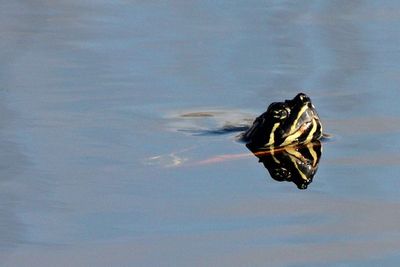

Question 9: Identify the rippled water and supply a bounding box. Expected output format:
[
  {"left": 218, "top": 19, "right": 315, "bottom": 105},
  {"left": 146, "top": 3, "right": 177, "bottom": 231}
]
[{"left": 2, "top": 1, "right": 400, "bottom": 266}]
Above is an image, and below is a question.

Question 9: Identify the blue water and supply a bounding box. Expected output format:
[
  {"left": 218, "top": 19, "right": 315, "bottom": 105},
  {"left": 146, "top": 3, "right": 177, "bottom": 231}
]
[{"left": 2, "top": 1, "right": 400, "bottom": 266}]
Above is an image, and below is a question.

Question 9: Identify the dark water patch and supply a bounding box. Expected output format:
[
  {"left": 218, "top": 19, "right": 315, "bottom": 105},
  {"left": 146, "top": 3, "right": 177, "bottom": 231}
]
[{"left": 177, "top": 125, "right": 250, "bottom": 136}]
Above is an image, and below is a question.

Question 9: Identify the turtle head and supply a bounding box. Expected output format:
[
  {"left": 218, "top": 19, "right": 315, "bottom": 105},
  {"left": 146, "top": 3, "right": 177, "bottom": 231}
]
[{"left": 244, "top": 93, "right": 323, "bottom": 148}]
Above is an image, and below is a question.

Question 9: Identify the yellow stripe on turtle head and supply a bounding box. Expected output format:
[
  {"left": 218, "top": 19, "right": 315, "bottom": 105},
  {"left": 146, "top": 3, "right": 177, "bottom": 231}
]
[{"left": 265, "top": 122, "right": 280, "bottom": 147}]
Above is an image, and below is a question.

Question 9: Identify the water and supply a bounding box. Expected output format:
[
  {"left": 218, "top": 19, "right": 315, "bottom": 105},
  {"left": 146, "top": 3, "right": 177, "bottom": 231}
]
[{"left": 1, "top": 1, "right": 400, "bottom": 266}]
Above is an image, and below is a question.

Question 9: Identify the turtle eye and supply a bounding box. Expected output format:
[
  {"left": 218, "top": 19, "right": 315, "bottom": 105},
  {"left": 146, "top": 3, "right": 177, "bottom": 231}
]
[{"left": 272, "top": 109, "right": 288, "bottom": 120}]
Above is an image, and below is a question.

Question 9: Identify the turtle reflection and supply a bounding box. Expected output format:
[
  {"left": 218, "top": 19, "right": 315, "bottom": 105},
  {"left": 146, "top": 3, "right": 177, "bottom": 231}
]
[{"left": 247, "top": 140, "right": 322, "bottom": 189}]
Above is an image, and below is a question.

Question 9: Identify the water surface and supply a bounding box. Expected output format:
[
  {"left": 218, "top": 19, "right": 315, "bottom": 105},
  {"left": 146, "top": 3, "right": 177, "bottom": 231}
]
[{"left": 1, "top": 1, "right": 400, "bottom": 266}]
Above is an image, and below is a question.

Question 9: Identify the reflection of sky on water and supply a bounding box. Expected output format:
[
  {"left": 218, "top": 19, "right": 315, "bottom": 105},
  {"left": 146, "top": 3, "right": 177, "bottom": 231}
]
[{"left": 2, "top": 0, "right": 400, "bottom": 266}]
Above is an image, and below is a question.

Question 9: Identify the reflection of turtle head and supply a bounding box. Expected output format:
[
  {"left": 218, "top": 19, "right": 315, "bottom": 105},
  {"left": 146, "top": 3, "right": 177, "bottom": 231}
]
[{"left": 248, "top": 141, "right": 322, "bottom": 189}]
